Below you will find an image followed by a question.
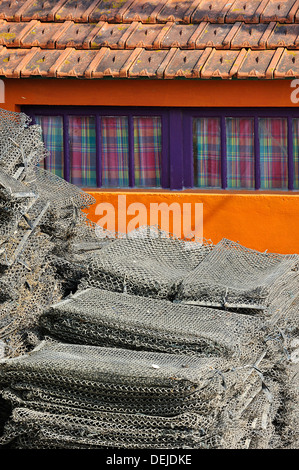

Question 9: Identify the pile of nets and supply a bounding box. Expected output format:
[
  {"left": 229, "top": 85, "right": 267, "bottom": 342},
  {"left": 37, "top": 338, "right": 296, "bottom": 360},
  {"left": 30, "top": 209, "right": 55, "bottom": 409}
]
[{"left": 0, "top": 107, "right": 298, "bottom": 449}]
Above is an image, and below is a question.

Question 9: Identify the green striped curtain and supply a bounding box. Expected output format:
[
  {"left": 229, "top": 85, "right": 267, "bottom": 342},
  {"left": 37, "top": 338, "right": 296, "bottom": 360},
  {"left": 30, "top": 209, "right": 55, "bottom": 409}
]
[{"left": 35, "top": 115, "right": 64, "bottom": 179}]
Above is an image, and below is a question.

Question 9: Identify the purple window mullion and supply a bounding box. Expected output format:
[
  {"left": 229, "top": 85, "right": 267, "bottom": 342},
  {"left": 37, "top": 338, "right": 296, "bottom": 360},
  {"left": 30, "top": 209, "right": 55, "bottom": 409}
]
[
  {"left": 95, "top": 114, "right": 102, "bottom": 187},
  {"left": 161, "top": 113, "right": 170, "bottom": 189},
  {"left": 288, "top": 116, "right": 294, "bottom": 190},
  {"left": 63, "top": 113, "right": 70, "bottom": 183},
  {"left": 182, "top": 113, "right": 193, "bottom": 189},
  {"left": 169, "top": 109, "right": 183, "bottom": 190},
  {"left": 254, "top": 116, "right": 261, "bottom": 190},
  {"left": 220, "top": 116, "right": 227, "bottom": 189},
  {"left": 128, "top": 114, "right": 135, "bottom": 188}
]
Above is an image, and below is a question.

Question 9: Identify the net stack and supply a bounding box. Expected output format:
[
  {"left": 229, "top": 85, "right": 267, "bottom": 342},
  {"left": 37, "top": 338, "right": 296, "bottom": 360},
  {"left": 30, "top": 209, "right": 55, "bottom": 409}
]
[
  {"left": 0, "top": 107, "right": 298, "bottom": 450},
  {"left": 0, "top": 108, "right": 107, "bottom": 359}
]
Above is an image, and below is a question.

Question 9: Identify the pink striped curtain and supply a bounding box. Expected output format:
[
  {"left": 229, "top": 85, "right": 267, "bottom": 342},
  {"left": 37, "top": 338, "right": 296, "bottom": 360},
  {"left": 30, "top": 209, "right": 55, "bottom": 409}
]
[
  {"left": 133, "top": 116, "right": 162, "bottom": 187},
  {"left": 259, "top": 118, "right": 288, "bottom": 190},
  {"left": 193, "top": 117, "right": 221, "bottom": 188}
]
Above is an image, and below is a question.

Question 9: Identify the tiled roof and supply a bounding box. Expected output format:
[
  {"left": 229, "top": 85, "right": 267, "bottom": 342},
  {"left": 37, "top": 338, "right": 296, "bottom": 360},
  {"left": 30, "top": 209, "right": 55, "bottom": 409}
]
[{"left": 0, "top": 0, "right": 299, "bottom": 79}]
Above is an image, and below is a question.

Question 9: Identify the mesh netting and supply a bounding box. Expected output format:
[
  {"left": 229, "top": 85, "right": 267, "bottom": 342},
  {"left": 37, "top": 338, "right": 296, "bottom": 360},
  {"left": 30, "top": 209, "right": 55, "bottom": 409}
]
[
  {"left": 79, "top": 227, "right": 214, "bottom": 300},
  {"left": 177, "top": 238, "right": 299, "bottom": 310},
  {"left": 40, "top": 288, "right": 266, "bottom": 362}
]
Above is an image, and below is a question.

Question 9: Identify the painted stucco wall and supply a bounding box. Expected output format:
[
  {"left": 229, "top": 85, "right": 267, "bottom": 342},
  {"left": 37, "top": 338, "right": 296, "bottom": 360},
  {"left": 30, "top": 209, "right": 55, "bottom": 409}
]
[{"left": 1, "top": 78, "right": 299, "bottom": 254}]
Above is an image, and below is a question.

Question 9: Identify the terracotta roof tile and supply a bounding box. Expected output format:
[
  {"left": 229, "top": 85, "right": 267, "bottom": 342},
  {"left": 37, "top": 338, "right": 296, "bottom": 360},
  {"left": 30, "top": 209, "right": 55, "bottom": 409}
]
[
  {"left": 0, "top": 46, "right": 28, "bottom": 77},
  {"left": 195, "top": 22, "right": 241, "bottom": 49},
  {"left": 260, "top": 0, "right": 299, "bottom": 23},
  {"left": 20, "top": 47, "right": 64, "bottom": 77},
  {"left": 156, "top": 0, "right": 199, "bottom": 23},
  {"left": 122, "top": 0, "right": 168, "bottom": 23},
  {"left": 190, "top": 0, "right": 238, "bottom": 24},
  {"left": 19, "top": 0, "right": 68, "bottom": 22},
  {"left": 125, "top": 22, "right": 168, "bottom": 49},
  {"left": 127, "top": 48, "right": 169, "bottom": 77},
  {"left": 20, "top": 21, "right": 70, "bottom": 49},
  {"left": 161, "top": 23, "right": 199, "bottom": 48},
  {"left": 89, "top": 21, "right": 135, "bottom": 49},
  {"left": 274, "top": 48, "right": 299, "bottom": 76},
  {"left": 237, "top": 48, "right": 278, "bottom": 78},
  {"left": 231, "top": 22, "right": 274, "bottom": 49},
  {"left": 164, "top": 47, "right": 209, "bottom": 77},
  {"left": 200, "top": 48, "right": 241, "bottom": 78},
  {"left": 91, "top": 48, "right": 134, "bottom": 77},
  {"left": 266, "top": 23, "right": 299, "bottom": 48},
  {"left": 0, "top": 0, "right": 30, "bottom": 21},
  {"left": 89, "top": 0, "right": 135, "bottom": 23},
  {"left": 225, "top": 0, "right": 269, "bottom": 23},
  {"left": 55, "top": 22, "right": 99, "bottom": 49},
  {"left": 56, "top": 48, "right": 99, "bottom": 77},
  {"left": 55, "top": 0, "right": 101, "bottom": 22},
  {"left": 0, "top": 19, "right": 36, "bottom": 47}
]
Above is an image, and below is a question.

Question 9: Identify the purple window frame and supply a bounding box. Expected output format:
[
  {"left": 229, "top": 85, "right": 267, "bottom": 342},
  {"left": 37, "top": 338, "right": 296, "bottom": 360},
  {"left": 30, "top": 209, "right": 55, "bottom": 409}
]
[
  {"left": 24, "top": 106, "right": 299, "bottom": 191},
  {"left": 183, "top": 107, "right": 299, "bottom": 191},
  {"left": 24, "top": 106, "right": 171, "bottom": 189}
]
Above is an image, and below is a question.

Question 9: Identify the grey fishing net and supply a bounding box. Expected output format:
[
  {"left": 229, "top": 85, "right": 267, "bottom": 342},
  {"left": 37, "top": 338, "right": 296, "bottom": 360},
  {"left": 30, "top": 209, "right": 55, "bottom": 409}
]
[
  {"left": 40, "top": 287, "right": 266, "bottom": 362},
  {"left": 79, "top": 227, "right": 214, "bottom": 300},
  {"left": 177, "top": 238, "right": 299, "bottom": 311}
]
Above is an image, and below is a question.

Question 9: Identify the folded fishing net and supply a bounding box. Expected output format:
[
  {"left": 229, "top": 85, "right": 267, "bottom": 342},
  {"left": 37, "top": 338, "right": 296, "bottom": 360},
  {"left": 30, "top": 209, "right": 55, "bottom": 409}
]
[
  {"left": 40, "top": 287, "right": 266, "bottom": 362},
  {"left": 79, "top": 226, "right": 214, "bottom": 300},
  {"left": 177, "top": 238, "right": 299, "bottom": 311},
  {"left": 0, "top": 339, "right": 237, "bottom": 448}
]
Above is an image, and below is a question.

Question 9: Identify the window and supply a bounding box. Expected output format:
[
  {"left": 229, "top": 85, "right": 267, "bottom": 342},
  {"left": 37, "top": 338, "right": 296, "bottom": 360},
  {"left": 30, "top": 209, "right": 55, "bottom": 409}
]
[
  {"left": 29, "top": 107, "right": 167, "bottom": 189},
  {"left": 25, "top": 107, "right": 299, "bottom": 191}
]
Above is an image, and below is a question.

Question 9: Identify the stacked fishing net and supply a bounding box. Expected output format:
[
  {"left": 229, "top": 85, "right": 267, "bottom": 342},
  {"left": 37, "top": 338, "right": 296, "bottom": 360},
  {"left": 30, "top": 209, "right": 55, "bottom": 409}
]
[
  {"left": 176, "top": 238, "right": 298, "bottom": 311},
  {"left": 40, "top": 287, "right": 266, "bottom": 363},
  {"left": 0, "top": 108, "right": 104, "bottom": 359},
  {"left": 0, "top": 340, "right": 235, "bottom": 449},
  {"left": 79, "top": 226, "right": 214, "bottom": 300}
]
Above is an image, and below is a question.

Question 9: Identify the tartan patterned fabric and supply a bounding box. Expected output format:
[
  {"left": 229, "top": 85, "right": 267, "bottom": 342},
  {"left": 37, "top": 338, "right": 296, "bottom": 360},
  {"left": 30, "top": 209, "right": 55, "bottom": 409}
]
[
  {"left": 259, "top": 118, "right": 288, "bottom": 190},
  {"left": 226, "top": 117, "right": 255, "bottom": 189},
  {"left": 193, "top": 117, "right": 221, "bottom": 188},
  {"left": 101, "top": 116, "right": 129, "bottom": 188},
  {"left": 133, "top": 116, "right": 162, "bottom": 187},
  {"left": 69, "top": 115, "right": 97, "bottom": 187},
  {"left": 35, "top": 115, "right": 64, "bottom": 178},
  {"left": 293, "top": 118, "right": 299, "bottom": 190}
]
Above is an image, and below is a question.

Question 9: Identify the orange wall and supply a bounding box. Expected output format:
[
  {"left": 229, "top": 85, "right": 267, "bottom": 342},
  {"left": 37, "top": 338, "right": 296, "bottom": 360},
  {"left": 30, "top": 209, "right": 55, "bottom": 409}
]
[
  {"left": 1, "top": 78, "right": 299, "bottom": 254},
  {"left": 84, "top": 190, "right": 299, "bottom": 254}
]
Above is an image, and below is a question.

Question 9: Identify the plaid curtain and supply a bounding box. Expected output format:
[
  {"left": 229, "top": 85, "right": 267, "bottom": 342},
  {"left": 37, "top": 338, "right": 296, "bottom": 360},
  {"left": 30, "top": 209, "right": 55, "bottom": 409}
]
[
  {"left": 193, "top": 117, "right": 221, "bottom": 188},
  {"left": 68, "top": 115, "right": 97, "bottom": 187},
  {"left": 293, "top": 118, "right": 299, "bottom": 190},
  {"left": 259, "top": 118, "right": 288, "bottom": 190},
  {"left": 101, "top": 116, "right": 129, "bottom": 187},
  {"left": 35, "top": 115, "right": 64, "bottom": 178},
  {"left": 226, "top": 117, "right": 255, "bottom": 189},
  {"left": 133, "top": 116, "right": 162, "bottom": 187}
]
